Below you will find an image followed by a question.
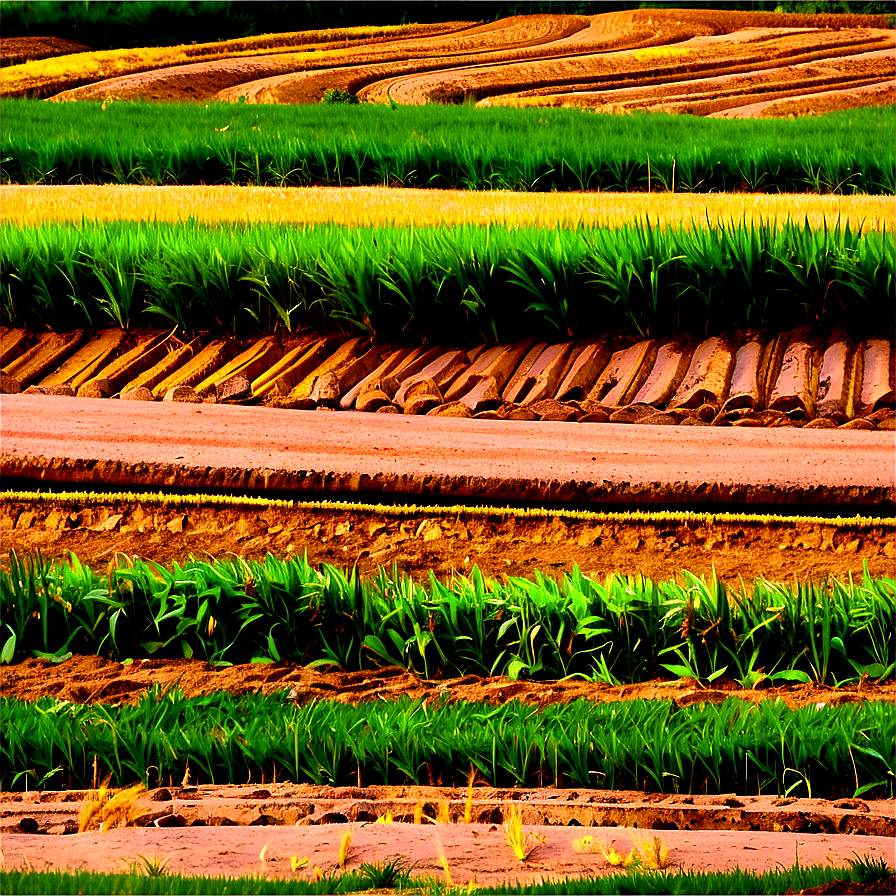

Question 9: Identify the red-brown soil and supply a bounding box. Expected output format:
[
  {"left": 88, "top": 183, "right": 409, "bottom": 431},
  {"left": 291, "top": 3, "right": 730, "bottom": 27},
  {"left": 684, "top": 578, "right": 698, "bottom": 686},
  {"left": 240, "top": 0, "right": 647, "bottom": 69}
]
[
  {"left": 6, "top": 654, "right": 896, "bottom": 709},
  {"left": 10, "top": 10, "right": 892, "bottom": 117},
  {"left": 4, "top": 328, "right": 893, "bottom": 433},
  {"left": 2, "top": 496, "right": 894, "bottom": 583},
  {"left": 2, "top": 394, "right": 894, "bottom": 508},
  {"left": 0, "top": 35, "right": 92, "bottom": 67}
]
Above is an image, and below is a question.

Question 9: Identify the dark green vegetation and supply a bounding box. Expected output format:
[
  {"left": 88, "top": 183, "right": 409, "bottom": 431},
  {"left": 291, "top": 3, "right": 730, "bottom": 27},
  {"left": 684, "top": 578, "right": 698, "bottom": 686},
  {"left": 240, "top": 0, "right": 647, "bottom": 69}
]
[
  {"left": 2, "top": 860, "right": 892, "bottom": 896},
  {"left": 320, "top": 88, "right": 360, "bottom": 106},
  {"left": 3, "top": 552, "right": 894, "bottom": 686},
  {"left": 3, "top": 688, "right": 893, "bottom": 794},
  {"left": 3, "top": 219, "right": 893, "bottom": 341},
  {"left": 489, "top": 859, "right": 896, "bottom": 896},
  {"left": 2, "top": 1, "right": 890, "bottom": 49},
  {"left": 3, "top": 101, "right": 893, "bottom": 193},
  {"left": 0, "top": 1, "right": 887, "bottom": 50}
]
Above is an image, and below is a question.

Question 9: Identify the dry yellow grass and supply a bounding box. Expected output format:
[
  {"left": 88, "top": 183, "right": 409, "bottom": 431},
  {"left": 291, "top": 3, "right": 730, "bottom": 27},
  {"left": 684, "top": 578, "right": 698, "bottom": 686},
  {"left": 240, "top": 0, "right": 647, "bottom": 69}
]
[
  {"left": 1, "top": 185, "right": 888, "bottom": 231},
  {"left": 78, "top": 782, "right": 146, "bottom": 833}
]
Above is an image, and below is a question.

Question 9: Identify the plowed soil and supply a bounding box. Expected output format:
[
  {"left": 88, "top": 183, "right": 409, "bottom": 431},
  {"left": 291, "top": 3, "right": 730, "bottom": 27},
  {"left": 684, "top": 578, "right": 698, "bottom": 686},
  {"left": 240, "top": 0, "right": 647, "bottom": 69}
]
[
  {"left": 18, "top": 9, "right": 893, "bottom": 117},
  {"left": 5, "top": 653, "right": 895, "bottom": 709}
]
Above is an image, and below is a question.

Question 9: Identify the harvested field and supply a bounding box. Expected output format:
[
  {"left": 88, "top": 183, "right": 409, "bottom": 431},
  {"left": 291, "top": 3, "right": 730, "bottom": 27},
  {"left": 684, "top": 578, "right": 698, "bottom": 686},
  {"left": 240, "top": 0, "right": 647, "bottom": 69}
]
[
  {"left": 1, "top": 21, "right": 473, "bottom": 99},
  {"left": 2, "top": 185, "right": 891, "bottom": 230},
  {"left": 5, "top": 9, "right": 891, "bottom": 119},
  {"left": 0, "top": 36, "right": 93, "bottom": 68}
]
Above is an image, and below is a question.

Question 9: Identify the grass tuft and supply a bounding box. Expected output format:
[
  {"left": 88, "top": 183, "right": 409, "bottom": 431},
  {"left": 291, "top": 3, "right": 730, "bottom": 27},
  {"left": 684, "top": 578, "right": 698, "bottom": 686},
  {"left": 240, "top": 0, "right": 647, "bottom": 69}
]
[
  {"left": 502, "top": 805, "right": 545, "bottom": 863},
  {"left": 78, "top": 780, "right": 145, "bottom": 833}
]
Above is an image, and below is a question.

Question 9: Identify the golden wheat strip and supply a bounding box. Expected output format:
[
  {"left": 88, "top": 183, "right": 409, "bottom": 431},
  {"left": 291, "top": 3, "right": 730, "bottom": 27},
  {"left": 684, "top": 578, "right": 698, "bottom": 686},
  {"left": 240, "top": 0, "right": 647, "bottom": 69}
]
[
  {"left": 3, "top": 490, "right": 892, "bottom": 529},
  {"left": 0, "top": 185, "right": 890, "bottom": 231}
]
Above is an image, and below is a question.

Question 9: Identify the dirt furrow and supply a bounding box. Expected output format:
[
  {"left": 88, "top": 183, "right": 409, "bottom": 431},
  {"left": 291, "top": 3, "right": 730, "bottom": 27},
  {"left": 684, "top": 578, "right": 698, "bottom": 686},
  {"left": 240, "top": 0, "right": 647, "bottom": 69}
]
[{"left": 3, "top": 329, "right": 894, "bottom": 431}]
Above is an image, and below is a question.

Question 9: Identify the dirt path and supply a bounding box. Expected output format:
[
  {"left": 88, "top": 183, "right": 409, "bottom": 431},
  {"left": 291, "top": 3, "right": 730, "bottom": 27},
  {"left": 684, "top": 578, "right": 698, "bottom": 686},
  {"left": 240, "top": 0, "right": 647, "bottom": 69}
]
[
  {"left": 2, "top": 395, "right": 893, "bottom": 507},
  {"left": 2, "top": 817, "right": 893, "bottom": 886}
]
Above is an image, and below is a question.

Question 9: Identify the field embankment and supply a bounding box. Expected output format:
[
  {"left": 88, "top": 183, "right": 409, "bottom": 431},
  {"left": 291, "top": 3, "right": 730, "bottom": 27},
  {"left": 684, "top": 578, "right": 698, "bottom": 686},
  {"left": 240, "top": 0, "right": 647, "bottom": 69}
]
[
  {"left": 3, "top": 492, "right": 893, "bottom": 581},
  {"left": 1, "top": 394, "right": 894, "bottom": 508}
]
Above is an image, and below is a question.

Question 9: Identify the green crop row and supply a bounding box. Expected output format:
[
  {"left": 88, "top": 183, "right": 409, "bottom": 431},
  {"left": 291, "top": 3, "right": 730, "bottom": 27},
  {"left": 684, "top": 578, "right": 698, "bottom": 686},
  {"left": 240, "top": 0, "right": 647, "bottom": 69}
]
[
  {"left": 3, "top": 552, "right": 893, "bottom": 686},
  {"left": 3, "top": 219, "right": 892, "bottom": 340},
  {"left": 3, "top": 101, "right": 894, "bottom": 193},
  {"left": 3, "top": 861, "right": 888, "bottom": 896},
  {"left": 3, "top": 689, "right": 893, "bottom": 796}
]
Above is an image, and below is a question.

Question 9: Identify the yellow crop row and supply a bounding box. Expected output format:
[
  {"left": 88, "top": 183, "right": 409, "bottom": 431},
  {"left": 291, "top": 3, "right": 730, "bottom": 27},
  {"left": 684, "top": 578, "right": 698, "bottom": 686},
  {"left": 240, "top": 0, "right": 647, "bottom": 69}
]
[
  {"left": 1, "top": 23, "right": 441, "bottom": 98},
  {"left": 1, "top": 185, "right": 890, "bottom": 231},
  {"left": 4, "top": 490, "right": 893, "bottom": 530}
]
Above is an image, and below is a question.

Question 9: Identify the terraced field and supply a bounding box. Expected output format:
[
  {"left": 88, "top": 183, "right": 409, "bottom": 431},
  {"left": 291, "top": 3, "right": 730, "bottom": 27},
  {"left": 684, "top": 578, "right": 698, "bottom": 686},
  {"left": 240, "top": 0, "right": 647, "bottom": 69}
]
[
  {"left": 1, "top": 6, "right": 895, "bottom": 895},
  {"left": 4, "top": 8, "right": 893, "bottom": 116}
]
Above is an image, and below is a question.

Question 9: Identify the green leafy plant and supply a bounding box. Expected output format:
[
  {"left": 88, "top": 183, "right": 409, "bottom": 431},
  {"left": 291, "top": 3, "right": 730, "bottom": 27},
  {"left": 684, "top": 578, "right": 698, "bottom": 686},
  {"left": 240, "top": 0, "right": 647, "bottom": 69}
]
[{"left": 321, "top": 88, "right": 360, "bottom": 105}]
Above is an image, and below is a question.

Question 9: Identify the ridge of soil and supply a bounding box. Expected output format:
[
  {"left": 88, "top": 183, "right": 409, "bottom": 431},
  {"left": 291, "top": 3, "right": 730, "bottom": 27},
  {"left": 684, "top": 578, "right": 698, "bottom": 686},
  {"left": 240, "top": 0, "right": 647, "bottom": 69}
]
[
  {"left": 0, "top": 36, "right": 93, "bottom": 67},
  {"left": 2, "top": 497, "right": 893, "bottom": 582},
  {"left": 5, "top": 654, "right": 894, "bottom": 709},
  {"left": 3, "top": 328, "right": 893, "bottom": 434},
  {"left": 3, "top": 782, "right": 894, "bottom": 838}
]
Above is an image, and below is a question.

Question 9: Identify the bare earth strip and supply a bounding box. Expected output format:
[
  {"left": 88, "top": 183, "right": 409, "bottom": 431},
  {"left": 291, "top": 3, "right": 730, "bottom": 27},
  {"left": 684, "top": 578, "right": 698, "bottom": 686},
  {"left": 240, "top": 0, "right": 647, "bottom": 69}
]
[
  {"left": 1, "top": 395, "right": 893, "bottom": 507},
  {"left": 2, "top": 817, "right": 893, "bottom": 886},
  {"left": 508, "top": 49, "right": 894, "bottom": 117},
  {"left": 4, "top": 494, "right": 894, "bottom": 582},
  {"left": 2, "top": 185, "right": 891, "bottom": 230},
  {"left": 5, "top": 654, "right": 895, "bottom": 710}
]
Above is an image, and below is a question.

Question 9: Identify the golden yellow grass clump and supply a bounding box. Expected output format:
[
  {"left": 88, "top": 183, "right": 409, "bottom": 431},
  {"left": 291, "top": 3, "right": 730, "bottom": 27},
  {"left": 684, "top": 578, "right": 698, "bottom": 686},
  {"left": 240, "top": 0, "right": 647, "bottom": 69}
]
[
  {"left": 1, "top": 185, "right": 889, "bottom": 232},
  {"left": 503, "top": 804, "right": 546, "bottom": 862},
  {"left": 77, "top": 781, "right": 146, "bottom": 833}
]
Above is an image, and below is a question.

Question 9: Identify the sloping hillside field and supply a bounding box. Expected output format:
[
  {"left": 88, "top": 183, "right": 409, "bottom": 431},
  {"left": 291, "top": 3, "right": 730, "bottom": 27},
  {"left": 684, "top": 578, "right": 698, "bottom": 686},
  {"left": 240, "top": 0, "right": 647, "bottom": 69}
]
[
  {"left": 1, "top": 6, "right": 895, "bottom": 894},
  {"left": 3, "top": 8, "right": 893, "bottom": 116}
]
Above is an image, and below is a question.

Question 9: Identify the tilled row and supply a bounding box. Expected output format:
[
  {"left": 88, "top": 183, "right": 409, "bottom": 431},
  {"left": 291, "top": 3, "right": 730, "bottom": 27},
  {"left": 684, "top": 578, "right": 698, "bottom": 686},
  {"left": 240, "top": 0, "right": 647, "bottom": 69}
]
[{"left": 1, "top": 327, "right": 893, "bottom": 429}]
